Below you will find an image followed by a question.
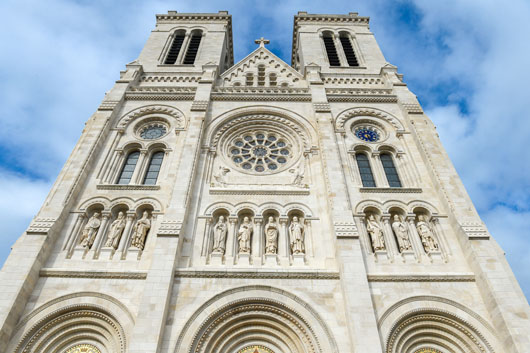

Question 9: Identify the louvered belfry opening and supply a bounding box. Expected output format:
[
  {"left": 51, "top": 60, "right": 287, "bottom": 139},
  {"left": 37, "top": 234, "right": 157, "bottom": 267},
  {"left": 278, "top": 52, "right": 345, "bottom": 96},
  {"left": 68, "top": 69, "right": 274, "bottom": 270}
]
[
  {"left": 340, "top": 35, "right": 359, "bottom": 67},
  {"left": 323, "top": 34, "right": 341, "bottom": 67},
  {"left": 164, "top": 33, "right": 185, "bottom": 64},
  {"left": 183, "top": 33, "right": 202, "bottom": 64}
]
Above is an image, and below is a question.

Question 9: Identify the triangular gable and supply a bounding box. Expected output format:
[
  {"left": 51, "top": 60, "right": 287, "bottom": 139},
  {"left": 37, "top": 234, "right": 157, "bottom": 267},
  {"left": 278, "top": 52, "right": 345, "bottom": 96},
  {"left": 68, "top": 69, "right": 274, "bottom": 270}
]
[{"left": 219, "top": 46, "right": 306, "bottom": 88}]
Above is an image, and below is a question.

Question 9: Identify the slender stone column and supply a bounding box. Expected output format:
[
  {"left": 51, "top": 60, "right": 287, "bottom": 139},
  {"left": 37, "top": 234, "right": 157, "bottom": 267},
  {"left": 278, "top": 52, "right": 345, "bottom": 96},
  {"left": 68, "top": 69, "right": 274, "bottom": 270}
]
[
  {"left": 106, "top": 150, "right": 124, "bottom": 184},
  {"left": 64, "top": 213, "right": 84, "bottom": 252},
  {"left": 279, "top": 217, "right": 289, "bottom": 259},
  {"left": 117, "top": 212, "right": 136, "bottom": 254},
  {"left": 304, "top": 219, "right": 313, "bottom": 257},
  {"left": 89, "top": 212, "right": 110, "bottom": 258},
  {"left": 253, "top": 217, "right": 263, "bottom": 261},
  {"left": 395, "top": 152, "right": 412, "bottom": 187},
  {"left": 226, "top": 217, "right": 237, "bottom": 259},
  {"left": 371, "top": 152, "right": 388, "bottom": 187},
  {"left": 381, "top": 215, "right": 398, "bottom": 260},
  {"left": 201, "top": 218, "right": 213, "bottom": 257},
  {"left": 406, "top": 215, "right": 424, "bottom": 259},
  {"left": 131, "top": 149, "right": 148, "bottom": 184}
]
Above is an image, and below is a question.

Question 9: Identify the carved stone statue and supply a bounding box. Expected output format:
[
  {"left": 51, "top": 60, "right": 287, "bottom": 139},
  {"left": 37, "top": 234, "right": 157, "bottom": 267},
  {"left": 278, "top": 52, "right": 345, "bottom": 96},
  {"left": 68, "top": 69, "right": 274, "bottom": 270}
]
[
  {"left": 391, "top": 215, "right": 412, "bottom": 251},
  {"left": 289, "top": 216, "right": 305, "bottom": 254},
  {"left": 290, "top": 161, "right": 305, "bottom": 187},
  {"left": 264, "top": 216, "right": 279, "bottom": 254},
  {"left": 131, "top": 211, "right": 151, "bottom": 250},
  {"left": 79, "top": 212, "right": 101, "bottom": 249},
  {"left": 212, "top": 215, "right": 228, "bottom": 254},
  {"left": 237, "top": 216, "right": 252, "bottom": 254},
  {"left": 213, "top": 165, "right": 230, "bottom": 187},
  {"left": 366, "top": 214, "right": 385, "bottom": 251},
  {"left": 105, "top": 211, "right": 126, "bottom": 249},
  {"left": 416, "top": 215, "right": 439, "bottom": 252}
]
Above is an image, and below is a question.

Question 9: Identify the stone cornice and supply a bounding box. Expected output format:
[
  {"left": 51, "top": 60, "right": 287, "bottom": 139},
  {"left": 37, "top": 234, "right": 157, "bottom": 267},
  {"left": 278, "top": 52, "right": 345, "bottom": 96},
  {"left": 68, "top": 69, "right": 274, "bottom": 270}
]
[
  {"left": 327, "top": 95, "right": 398, "bottom": 103},
  {"left": 40, "top": 269, "right": 148, "bottom": 279},
  {"left": 209, "top": 187, "right": 310, "bottom": 195},
  {"left": 367, "top": 273, "right": 475, "bottom": 282},
  {"left": 175, "top": 269, "right": 340, "bottom": 280},
  {"left": 96, "top": 184, "right": 161, "bottom": 191},
  {"left": 125, "top": 92, "right": 195, "bottom": 101},
  {"left": 359, "top": 187, "right": 422, "bottom": 193},
  {"left": 211, "top": 94, "right": 311, "bottom": 102}
]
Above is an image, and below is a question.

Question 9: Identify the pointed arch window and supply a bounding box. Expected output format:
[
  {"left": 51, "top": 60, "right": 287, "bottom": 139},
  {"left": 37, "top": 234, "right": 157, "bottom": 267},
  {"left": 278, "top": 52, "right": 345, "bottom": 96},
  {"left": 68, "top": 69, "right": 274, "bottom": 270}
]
[
  {"left": 380, "top": 153, "right": 402, "bottom": 187},
  {"left": 339, "top": 33, "right": 359, "bottom": 67},
  {"left": 117, "top": 151, "right": 140, "bottom": 184},
  {"left": 322, "top": 32, "right": 340, "bottom": 67},
  {"left": 143, "top": 151, "right": 164, "bottom": 185},
  {"left": 164, "top": 31, "right": 185, "bottom": 64},
  {"left": 183, "top": 31, "right": 202, "bottom": 64},
  {"left": 356, "top": 153, "right": 376, "bottom": 187}
]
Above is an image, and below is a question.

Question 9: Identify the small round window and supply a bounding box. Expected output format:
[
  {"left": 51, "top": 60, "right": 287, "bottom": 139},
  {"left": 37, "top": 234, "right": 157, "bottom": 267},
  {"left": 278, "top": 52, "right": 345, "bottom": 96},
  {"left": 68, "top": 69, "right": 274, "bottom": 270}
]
[
  {"left": 353, "top": 125, "right": 381, "bottom": 143},
  {"left": 227, "top": 131, "right": 293, "bottom": 173},
  {"left": 138, "top": 122, "right": 168, "bottom": 140}
]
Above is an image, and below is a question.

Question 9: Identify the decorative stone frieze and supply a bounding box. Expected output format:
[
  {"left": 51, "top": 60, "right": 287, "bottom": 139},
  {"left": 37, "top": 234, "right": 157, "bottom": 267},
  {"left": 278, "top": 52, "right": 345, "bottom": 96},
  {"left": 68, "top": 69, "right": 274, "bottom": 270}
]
[{"left": 26, "top": 218, "right": 57, "bottom": 235}]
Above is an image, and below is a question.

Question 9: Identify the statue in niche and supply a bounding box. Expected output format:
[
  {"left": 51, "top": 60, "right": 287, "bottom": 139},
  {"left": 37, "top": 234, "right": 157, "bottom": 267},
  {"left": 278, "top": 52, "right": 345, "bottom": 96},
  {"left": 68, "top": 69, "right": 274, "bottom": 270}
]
[
  {"left": 366, "top": 214, "right": 385, "bottom": 251},
  {"left": 289, "top": 216, "right": 305, "bottom": 254},
  {"left": 212, "top": 215, "right": 228, "bottom": 254},
  {"left": 79, "top": 212, "right": 101, "bottom": 249},
  {"left": 290, "top": 161, "right": 305, "bottom": 187},
  {"left": 264, "top": 216, "right": 279, "bottom": 254},
  {"left": 416, "top": 215, "right": 439, "bottom": 252},
  {"left": 212, "top": 165, "right": 230, "bottom": 187},
  {"left": 105, "top": 211, "right": 126, "bottom": 249},
  {"left": 237, "top": 216, "right": 252, "bottom": 254},
  {"left": 131, "top": 211, "right": 151, "bottom": 250},
  {"left": 391, "top": 215, "right": 412, "bottom": 251}
]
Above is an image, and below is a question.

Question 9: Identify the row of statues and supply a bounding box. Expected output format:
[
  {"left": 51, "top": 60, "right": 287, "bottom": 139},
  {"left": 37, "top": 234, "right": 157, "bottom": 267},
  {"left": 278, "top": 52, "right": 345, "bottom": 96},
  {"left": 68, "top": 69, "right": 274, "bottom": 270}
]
[
  {"left": 366, "top": 214, "right": 439, "bottom": 253},
  {"left": 79, "top": 211, "right": 151, "bottom": 251},
  {"left": 212, "top": 215, "right": 305, "bottom": 255}
]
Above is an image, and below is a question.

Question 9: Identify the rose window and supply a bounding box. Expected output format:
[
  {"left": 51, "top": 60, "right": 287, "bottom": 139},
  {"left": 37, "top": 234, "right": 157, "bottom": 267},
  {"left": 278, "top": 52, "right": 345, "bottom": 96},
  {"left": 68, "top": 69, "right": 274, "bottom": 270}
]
[{"left": 228, "top": 132, "right": 293, "bottom": 173}]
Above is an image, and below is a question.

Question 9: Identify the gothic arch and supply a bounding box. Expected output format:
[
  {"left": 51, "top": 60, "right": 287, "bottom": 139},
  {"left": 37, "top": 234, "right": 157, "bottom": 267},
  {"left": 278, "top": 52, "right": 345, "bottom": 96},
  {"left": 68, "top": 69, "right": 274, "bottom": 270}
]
[
  {"left": 116, "top": 104, "right": 186, "bottom": 130},
  {"left": 9, "top": 292, "right": 134, "bottom": 353},
  {"left": 174, "top": 286, "right": 338, "bottom": 353},
  {"left": 379, "top": 296, "right": 500, "bottom": 353},
  {"left": 335, "top": 107, "right": 405, "bottom": 132}
]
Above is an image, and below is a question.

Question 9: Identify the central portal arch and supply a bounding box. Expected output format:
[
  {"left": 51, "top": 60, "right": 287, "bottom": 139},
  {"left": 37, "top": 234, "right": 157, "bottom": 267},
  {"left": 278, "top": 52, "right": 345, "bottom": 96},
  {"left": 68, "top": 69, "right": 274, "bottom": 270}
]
[{"left": 175, "top": 286, "right": 338, "bottom": 353}]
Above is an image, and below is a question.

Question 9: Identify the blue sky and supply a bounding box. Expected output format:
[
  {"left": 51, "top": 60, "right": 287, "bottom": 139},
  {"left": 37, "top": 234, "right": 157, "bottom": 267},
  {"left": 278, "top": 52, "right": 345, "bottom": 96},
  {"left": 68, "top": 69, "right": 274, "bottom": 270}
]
[{"left": 1, "top": 0, "right": 529, "bottom": 300}]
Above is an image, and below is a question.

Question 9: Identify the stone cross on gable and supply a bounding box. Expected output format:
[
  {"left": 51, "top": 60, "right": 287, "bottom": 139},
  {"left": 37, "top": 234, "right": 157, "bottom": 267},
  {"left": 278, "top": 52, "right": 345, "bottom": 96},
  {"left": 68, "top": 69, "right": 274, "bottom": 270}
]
[{"left": 255, "top": 37, "right": 270, "bottom": 47}]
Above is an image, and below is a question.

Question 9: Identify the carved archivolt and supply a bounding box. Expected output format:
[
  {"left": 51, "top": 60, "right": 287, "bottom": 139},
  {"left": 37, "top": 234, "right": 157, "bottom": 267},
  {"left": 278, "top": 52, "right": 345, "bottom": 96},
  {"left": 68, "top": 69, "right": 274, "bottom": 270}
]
[
  {"left": 116, "top": 104, "right": 185, "bottom": 130},
  {"left": 380, "top": 296, "right": 500, "bottom": 353},
  {"left": 335, "top": 107, "right": 404, "bottom": 132},
  {"left": 78, "top": 196, "right": 162, "bottom": 213},
  {"left": 174, "top": 286, "right": 338, "bottom": 353},
  {"left": 10, "top": 292, "right": 133, "bottom": 353},
  {"left": 355, "top": 199, "right": 439, "bottom": 215}
]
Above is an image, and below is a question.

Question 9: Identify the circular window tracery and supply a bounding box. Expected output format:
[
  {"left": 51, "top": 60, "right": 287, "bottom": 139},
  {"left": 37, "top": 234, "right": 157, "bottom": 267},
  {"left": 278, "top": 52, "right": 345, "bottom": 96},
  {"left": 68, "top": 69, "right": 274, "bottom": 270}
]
[
  {"left": 136, "top": 121, "right": 169, "bottom": 140},
  {"left": 228, "top": 131, "right": 293, "bottom": 173}
]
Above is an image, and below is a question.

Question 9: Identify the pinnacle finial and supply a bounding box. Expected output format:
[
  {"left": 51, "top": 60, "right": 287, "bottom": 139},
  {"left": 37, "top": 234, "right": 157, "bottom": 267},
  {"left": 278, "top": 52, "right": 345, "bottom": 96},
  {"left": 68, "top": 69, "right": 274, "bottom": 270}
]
[{"left": 255, "top": 37, "right": 270, "bottom": 48}]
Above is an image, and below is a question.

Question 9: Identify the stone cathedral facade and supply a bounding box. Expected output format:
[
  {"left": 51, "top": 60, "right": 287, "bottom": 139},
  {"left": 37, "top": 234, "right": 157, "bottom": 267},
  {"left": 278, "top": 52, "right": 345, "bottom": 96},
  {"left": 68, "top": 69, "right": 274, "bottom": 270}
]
[{"left": 1, "top": 10, "right": 529, "bottom": 353}]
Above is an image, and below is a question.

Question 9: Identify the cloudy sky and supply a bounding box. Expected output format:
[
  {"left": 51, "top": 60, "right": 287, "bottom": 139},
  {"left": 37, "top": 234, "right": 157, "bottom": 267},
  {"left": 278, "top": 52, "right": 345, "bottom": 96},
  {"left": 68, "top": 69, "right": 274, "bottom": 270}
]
[{"left": 1, "top": 0, "right": 529, "bottom": 299}]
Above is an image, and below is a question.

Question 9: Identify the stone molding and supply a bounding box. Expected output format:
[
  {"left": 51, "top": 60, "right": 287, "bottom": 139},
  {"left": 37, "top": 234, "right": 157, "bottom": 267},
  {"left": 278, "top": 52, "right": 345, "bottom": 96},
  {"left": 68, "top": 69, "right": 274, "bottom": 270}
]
[
  {"left": 125, "top": 93, "right": 195, "bottom": 101},
  {"left": 157, "top": 220, "right": 182, "bottom": 237},
  {"left": 335, "top": 107, "right": 405, "bottom": 132},
  {"left": 327, "top": 95, "right": 398, "bottom": 103},
  {"left": 402, "top": 103, "right": 423, "bottom": 114},
  {"left": 190, "top": 100, "right": 209, "bottom": 111},
  {"left": 175, "top": 270, "right": 340, "bottom": 280},
  {"left": 209, "top": 187, "right": 310, "bottom": 196},
  {"left": 26, "top": 218, "right": 57, "bottom": 235},
  {"left": 334, "top": 222, "right": 359, "bottom": 238},
  {"left": 128, "top": 86, "right": 196, "bottom": 94},
  {"left": 322, "top": 76, "right": 384, "bottom": 85},
  {"left": 96, "top": 184, "right": 160, "bottom": 191},
  {"left": 39, "top": 269, "right": 148, "bottom": 279},
  {"left": 140, "top": 74, "right": 201, "bottom": 83},
  {"left": 359, "top": 187, "right": 422, "bottom": 193},
  {"left": 313, "top": 103, "right": 331, "bottom": 112},
  {"left": 460, "top": 222, "right": 489, "bottom": 239},
  {"left": 211, "top": 93, "right": 311, "bottom": 102},
  {"left": 213, "top": 87, "right": 309, "bottom": 94},
  {"left": 98, "top": 100, "right": 120, "bottom": 111},
  {"left": 326, "top": 87, "right": 393, "bottom": 95},
  {"left": 367, "top": 273, "right": 475, "bottom": 282}
]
